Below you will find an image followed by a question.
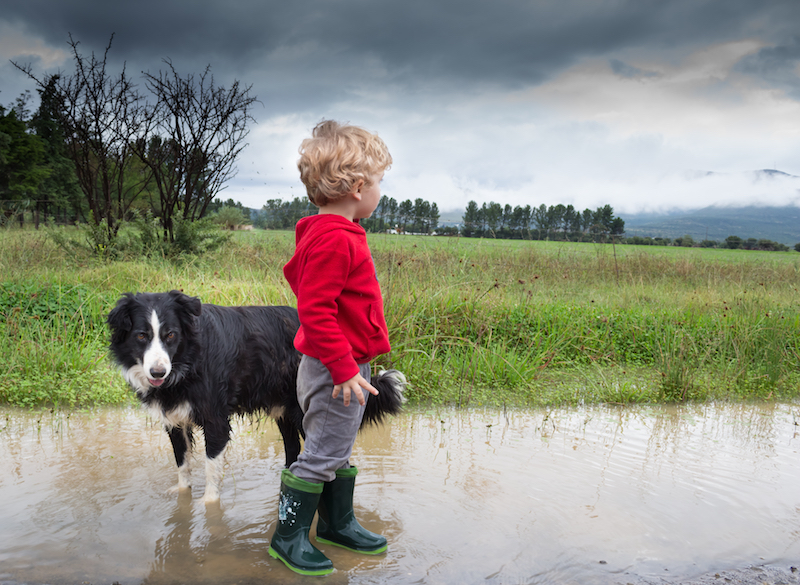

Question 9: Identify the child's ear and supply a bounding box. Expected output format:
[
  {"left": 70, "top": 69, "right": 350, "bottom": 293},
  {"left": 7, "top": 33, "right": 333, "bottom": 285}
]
[{"left": 352, "top": 179, "right": 365, "bottom": 200}]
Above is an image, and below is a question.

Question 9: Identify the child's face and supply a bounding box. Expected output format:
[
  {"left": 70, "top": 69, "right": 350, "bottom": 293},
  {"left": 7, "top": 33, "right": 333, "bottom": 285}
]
[{"left": 355, "top": 171, "right": 384, "bottom": 219}]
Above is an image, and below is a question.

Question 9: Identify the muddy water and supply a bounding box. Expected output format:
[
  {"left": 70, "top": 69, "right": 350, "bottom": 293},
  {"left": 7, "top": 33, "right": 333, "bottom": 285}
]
[{"left": 0, "top": 403, "right": 798, "bottom": 585}]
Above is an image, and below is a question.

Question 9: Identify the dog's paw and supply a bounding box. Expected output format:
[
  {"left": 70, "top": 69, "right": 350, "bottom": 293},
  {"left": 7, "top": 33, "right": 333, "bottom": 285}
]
[
  {"left": 202, "top": 487, "right": 221, "bottom": 504},
  {"left": 167, "top": 483, "right": 191, "bottom": 495}
]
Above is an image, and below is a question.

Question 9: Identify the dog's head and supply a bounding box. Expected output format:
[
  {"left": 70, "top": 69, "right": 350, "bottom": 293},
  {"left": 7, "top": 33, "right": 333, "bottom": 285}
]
[{"left": 107, "top": 290, "right": 202, "bottom": 395}]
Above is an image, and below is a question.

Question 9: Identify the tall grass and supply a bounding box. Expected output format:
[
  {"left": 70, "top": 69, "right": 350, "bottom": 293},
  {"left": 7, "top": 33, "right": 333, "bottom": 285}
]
[{"left": 2, "top": 226, "right": 800, "bottom": 407}]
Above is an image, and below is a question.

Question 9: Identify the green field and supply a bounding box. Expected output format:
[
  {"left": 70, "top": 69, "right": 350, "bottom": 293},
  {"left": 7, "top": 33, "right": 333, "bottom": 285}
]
[{"left": 2, "top": 226, "right": 800, "bottom": 408}]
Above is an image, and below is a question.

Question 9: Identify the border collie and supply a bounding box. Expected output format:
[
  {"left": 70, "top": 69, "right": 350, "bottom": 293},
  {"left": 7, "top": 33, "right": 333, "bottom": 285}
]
[{"left": 107, "top": 290, "right": 404, "bottom": 503}]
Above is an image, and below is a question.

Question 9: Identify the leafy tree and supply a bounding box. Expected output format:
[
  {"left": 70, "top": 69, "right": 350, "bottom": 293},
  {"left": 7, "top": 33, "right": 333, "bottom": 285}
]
[
  {"left": 510, "top": 204, "right": 532, "bottom": 237},
  {"left": 609, "top": 216, "right": 625, "bottom": 235},
  {"left": 561, "top": 204, "right": 576, "bottom": 237},
  {"left": 412, "top": 198, "right": 431, "bottom": 233},
  {"left": 501, "top": 204, "right": 513, "bottom": 235},
  {"left": 756, "top": 239, "right": 775, "bottom": 251},
  {"left": 213, "top": 205, "right": 249, "bottom": 230},
  {"left": 581, "top": 208, "right": 594, "bottom": 233},
  {"left": 483, "top": 202, "right": 503, "bottom": 236},
  {"left": 429, "top": 202, "right": 440, "bottom": 233},
  {"left": 548, "top": 204, "right": 566, "bottom": 237},
  {"left": 462, "top": 200, "right": 480, "bottom": 237},
  {"left": 398, "top": 199, "right": 413, "bottom": 232},
  {"left": 382, "top": 196, "right": 397, "bottom": 228},
  {"left": 725, "top": 235, "right": 742, "bottom": 249},
  {"left": 593, "top": 204, "right": 615, "bottom": 232},
  {"left": 533, "top": 204, "right": 549, "bottom": 239},
  {"left": 29, "top": 79, "right": 82, "bottom": 226},
  {"left": 14, "top": 35, "right": 150, "bottom": 240},
  {"left": 0, "top": 96, "right": 48, "bottom": 226}
]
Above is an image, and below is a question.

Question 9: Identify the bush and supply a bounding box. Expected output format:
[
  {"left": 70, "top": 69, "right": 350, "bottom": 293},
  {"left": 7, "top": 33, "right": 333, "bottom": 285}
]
[
  {"left": 171, "top": 215, "right": 231, "bottom": 255},
  {"left": 45, "top": 212, "right": 232, "bottom": 259}
]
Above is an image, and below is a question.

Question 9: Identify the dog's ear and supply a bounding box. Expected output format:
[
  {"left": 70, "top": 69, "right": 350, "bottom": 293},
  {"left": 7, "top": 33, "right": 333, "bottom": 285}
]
[
  {"left": 107, "top": 293, "right": 135, "bottom": 344},
  {"left": 168, "top": 290, "right": 202, "bottom": 317}
]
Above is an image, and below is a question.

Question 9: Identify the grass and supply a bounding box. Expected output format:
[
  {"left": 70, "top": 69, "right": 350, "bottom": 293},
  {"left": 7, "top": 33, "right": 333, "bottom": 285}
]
[{"left": 2, "top": 225, "right": 800, "bottom": 408}]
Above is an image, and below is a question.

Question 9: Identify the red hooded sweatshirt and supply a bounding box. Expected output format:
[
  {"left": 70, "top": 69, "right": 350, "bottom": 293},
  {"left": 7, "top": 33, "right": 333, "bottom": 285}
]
[{"left": 283, "top": 214, "right": 391, "bottom": 384}]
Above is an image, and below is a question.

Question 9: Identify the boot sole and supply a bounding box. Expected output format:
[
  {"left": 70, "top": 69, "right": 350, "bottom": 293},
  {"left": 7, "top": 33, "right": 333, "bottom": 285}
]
[
  {"left": 315, "top": 536, "right": 388, "bottom": 555},
  {"left": 268, "top": 545, "right": 334, "bottom": 576}
]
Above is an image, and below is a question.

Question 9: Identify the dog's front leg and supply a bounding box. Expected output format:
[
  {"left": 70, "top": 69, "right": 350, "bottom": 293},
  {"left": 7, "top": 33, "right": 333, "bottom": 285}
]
[
  {"left": 201, "top": 420, "right": 231, "bottom": 504},
  {"left": 167, "top": 425, "right": 193, "bottom": 493}
]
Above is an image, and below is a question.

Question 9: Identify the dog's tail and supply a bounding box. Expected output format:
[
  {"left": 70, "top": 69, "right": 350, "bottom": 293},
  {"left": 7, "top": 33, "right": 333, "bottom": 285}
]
[{"left": 361, "top": 369, "right": 407, "bottom": 427}]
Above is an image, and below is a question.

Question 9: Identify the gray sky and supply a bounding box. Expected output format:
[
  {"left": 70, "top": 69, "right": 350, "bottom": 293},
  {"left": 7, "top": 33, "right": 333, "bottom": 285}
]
[{"left": 2, "top": 0, "right": 799, "bottom": 214}]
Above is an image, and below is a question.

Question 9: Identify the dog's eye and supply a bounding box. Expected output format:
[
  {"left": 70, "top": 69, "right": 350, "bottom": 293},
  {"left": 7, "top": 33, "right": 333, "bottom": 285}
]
[
  {"left": 136, "top": 332, "right": 146, "bottom": 341},
  {"left": 166, "top": 332, "right": 176, "bottom": 341}
]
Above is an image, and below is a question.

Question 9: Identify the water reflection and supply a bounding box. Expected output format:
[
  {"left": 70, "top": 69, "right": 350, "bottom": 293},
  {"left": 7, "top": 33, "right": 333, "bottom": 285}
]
[{"left": 0, "top": 403, "right": 798, "bottom": 584}]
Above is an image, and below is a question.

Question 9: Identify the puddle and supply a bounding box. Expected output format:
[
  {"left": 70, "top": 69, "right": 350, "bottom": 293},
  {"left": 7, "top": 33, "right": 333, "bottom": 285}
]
[{"left": 0, "top": 403, "right": 798, "bottom": 584}]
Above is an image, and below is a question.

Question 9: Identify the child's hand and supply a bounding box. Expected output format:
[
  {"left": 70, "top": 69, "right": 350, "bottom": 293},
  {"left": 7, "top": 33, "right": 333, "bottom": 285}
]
[{"left": 332, "top": 373, "right": 379, "bottom": 406}]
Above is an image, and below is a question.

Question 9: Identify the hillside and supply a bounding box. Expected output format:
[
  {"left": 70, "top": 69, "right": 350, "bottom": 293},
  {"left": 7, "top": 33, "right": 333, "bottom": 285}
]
[{"left": 621, "top": 205, "right": 800, "bottom": 245}]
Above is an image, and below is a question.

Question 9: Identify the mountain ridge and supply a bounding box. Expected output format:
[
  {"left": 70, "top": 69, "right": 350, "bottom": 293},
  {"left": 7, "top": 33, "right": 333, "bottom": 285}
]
[{"left": 621, "top": 204, "right": 800, "bottom": 245}]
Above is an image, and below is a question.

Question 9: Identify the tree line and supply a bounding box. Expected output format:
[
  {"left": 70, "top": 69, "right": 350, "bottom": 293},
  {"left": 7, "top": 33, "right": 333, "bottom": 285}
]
[
  {"left": 253, "top": 196, "right": 625, "bottom": 243},
  {"left": 624, "top": 234, "right": 790, "bottom": 251},
  {"left": 253, "top": 195, "right": 441, "bottom": 234},
  {"left": 461, "top": 201, "right": 625, "bottom": 241}
]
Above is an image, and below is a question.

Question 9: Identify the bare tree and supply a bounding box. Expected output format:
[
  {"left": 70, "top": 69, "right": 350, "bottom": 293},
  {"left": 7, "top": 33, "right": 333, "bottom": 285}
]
[
  {"left": 13, "top": 34, "right": 151, "bottom": 238},
  {"left": 131, "top": 61, "right": 257, "bottom": 241},
  {"left": 15, "top": 35, "right": 257, "bottom": 248}
]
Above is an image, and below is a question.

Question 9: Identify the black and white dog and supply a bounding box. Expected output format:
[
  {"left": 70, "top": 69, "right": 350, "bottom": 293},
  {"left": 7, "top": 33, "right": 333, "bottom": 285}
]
[{"left": 107, "top": 290, "right": 404, "bottom": 503}]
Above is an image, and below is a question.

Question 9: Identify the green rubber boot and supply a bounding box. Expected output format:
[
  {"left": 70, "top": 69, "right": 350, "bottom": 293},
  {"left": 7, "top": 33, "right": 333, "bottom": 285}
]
[
  {"left": 316, "top": 467, "right": 387, "bottom": 555},
  {"left": 268, "top": 470, "right": 334, "bottom": 576}
]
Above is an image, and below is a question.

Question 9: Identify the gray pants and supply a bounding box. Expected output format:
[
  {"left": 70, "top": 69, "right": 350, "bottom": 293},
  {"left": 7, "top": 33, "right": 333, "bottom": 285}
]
[{"left": 288, "top": 354, "right": 370, "bottom": 484}]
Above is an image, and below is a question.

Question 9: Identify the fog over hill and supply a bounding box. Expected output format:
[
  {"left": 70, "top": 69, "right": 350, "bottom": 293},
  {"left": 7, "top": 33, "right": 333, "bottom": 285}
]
[
  {"left": 621, "top": 169, "right": 800, "bottom": 244},
  {"left": 622, "top": 205, "right": 800, "bottom": 245}
]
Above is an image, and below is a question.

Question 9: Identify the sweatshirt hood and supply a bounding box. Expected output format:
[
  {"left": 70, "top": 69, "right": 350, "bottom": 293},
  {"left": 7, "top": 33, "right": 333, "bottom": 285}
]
[
  {"left": 284, "top": 214, "right": 365, "bottom": 294},
  {"left": 293, "top": 214, "right": 363, "bottom": 248}
]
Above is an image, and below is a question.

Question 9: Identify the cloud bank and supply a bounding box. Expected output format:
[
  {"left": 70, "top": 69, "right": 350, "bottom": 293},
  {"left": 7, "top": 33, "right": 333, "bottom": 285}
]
[{"left": 1, "top": 0, "right": 799, "bottom": 213}]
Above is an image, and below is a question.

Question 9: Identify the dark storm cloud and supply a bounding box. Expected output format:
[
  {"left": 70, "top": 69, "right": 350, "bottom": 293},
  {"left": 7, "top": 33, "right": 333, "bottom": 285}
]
[
  {"left": 735, "top": 36, "right": 800, "bottom": 100},
  {"left": 4, "top": 0, "right": 800, "bottom": 215},
  {"left": 5, "top": 0, "right": 800, "bottom": 95}
]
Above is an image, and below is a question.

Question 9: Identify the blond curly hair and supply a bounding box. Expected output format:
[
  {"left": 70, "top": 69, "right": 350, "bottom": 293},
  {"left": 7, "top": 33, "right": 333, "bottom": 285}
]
[{"left": 297, "top": 120, "right": 392, "bottom": 207}]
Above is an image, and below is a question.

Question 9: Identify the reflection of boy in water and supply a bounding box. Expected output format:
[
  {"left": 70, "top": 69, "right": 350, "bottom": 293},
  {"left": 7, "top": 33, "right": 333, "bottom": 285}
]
[{"left": 268, "top": 120, "right": 393, "bottom": 576}]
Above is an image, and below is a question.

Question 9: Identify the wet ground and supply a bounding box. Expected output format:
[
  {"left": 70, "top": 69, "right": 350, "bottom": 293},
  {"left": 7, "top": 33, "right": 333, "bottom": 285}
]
[{"left": 0, "top": 402, "right": 798, "bottom": 585}]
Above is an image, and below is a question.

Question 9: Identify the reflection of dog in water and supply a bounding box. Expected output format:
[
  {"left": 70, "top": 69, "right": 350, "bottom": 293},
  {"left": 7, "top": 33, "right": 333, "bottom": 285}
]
[
  {"left": 107, "top": 290, "right": 405, "bottom": 503},
  {"left": 146, "top": 492, "right": 240, "bottom": 581}
]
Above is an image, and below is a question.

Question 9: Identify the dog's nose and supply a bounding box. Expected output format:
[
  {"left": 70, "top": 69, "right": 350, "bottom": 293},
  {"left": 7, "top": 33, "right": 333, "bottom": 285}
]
[{"left": 150, "top": 366, "right": 167, "bottom": 379}]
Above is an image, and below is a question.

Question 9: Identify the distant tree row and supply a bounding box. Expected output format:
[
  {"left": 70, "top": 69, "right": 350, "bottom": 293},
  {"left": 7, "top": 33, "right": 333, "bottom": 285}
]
[
  {"left": 364, "top": 196, "right": 440, "bottom": 234},
  {"left": 253, "top": 195, "right": 441, "bottom": 234},
  {"left": 253, "top": 197, "right": 316, "bottom": 230},
  {"left": 461, "top": 201, "right": 625, "bottom": 241},
  {"left": 623, "top": 234, "right": 790, "bottom": 251}
]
